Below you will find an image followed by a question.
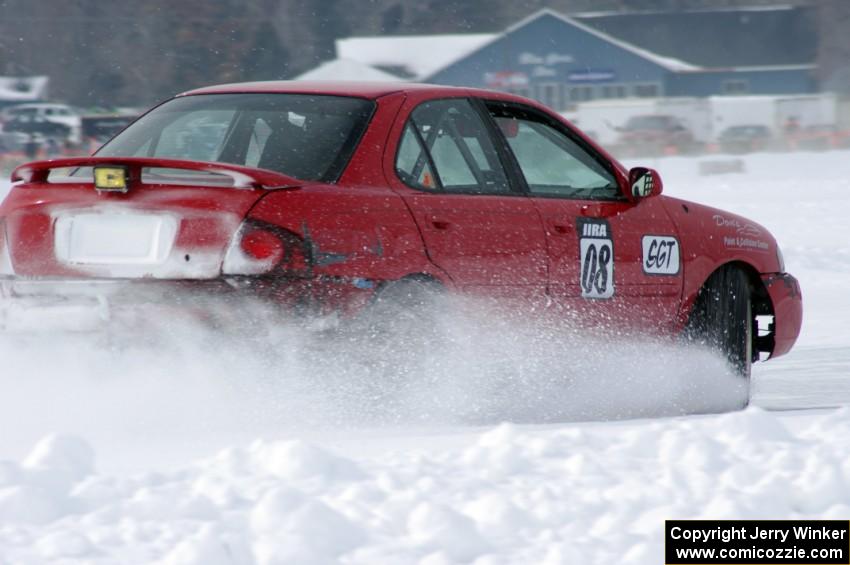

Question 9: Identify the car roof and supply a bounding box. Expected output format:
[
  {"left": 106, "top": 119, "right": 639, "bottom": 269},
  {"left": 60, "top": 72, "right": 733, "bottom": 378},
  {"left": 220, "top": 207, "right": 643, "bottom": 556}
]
[{"left": 181, "top": 81, "right": 477, "bottom": 100}]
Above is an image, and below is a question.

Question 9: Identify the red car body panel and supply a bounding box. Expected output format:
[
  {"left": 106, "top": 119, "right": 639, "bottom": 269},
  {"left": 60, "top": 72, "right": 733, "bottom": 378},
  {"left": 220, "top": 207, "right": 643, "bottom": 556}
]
[
  {"left": 0, "top": 81, "right": 801, "bottom": 360},
  {"left": 2, "top": 183, "right": 262, "bottom": 279},
  {"left": 762, "top": 273, "right": 803, "bottom": 358},
  {"left": 381, "top": 94, "right": 550, "bottom": 296},
  {"left": 530, "top": 197, "right": 683, "bottom": 331},
  {"left": 659, "top": 197, "right": 784, "bottom": 314}
]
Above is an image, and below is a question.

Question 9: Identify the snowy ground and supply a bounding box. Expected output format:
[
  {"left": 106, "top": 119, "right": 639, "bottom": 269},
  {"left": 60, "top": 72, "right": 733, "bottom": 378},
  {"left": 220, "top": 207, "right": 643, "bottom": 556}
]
[{"left": 0, "top": 150, "right": 848, "bottom": 564}]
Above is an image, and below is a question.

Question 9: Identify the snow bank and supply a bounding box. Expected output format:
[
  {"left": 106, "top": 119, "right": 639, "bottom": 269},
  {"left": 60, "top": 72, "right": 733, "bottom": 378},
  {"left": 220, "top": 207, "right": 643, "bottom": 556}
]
[{"left": 1, "top": 408, "right": 849, "bottom": 563}]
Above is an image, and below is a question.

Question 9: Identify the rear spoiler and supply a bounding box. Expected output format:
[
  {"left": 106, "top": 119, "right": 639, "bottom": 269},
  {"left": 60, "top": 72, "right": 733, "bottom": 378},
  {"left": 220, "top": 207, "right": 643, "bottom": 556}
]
[{"left": 11, "top": 157, "right": 301, "bottom": 190}]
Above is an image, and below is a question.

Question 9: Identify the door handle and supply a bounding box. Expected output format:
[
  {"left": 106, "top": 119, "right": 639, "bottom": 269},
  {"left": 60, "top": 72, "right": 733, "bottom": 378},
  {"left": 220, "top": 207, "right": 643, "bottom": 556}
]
[
  {"left": 551, "top": 222, "right": 573, "bottom": 235},
  {"left": 430, "top": 218, "right": 451, "bottom": 230}
]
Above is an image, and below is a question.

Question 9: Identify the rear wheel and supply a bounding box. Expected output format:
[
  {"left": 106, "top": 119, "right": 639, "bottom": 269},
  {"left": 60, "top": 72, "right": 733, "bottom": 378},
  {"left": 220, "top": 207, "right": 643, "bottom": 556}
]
[
  {"left": 685, "top": 265, "right": 753, "bottom": 404},
  {"left": 364, "top": 277, "right": 443, "bottom": 339},
  {"left": 339, "top": 277, "right": 445, "bottom": 403}
]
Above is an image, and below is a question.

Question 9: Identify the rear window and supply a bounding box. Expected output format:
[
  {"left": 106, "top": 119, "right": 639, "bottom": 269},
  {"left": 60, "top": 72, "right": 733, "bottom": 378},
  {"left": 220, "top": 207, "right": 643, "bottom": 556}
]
[{"left": 96, "top": 93, "right": 375, "bottom": 182}]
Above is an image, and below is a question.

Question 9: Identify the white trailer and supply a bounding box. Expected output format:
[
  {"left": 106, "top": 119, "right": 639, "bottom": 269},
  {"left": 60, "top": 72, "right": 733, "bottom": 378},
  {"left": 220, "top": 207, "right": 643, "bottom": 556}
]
[
  {"left": 566, "top": 93, "right": 838, "bottom": 145},
  {"left": 563, "top": 97, "right": 713, "bottom": 145},
  {"left": 774, "top": 94, "right": 837, "bottom": 129},
  {"left": 708, "top": 96, "right": 779, "bottom": 138},
  {"left": 562, "top": 99, "right": 656, "bottom": 146}
]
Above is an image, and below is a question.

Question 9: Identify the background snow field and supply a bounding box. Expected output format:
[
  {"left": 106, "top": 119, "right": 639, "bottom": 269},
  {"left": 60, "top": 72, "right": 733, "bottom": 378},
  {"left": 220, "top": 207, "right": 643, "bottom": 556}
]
[{"left": 0, "top": 150, "right": 848, "bottom": 563}]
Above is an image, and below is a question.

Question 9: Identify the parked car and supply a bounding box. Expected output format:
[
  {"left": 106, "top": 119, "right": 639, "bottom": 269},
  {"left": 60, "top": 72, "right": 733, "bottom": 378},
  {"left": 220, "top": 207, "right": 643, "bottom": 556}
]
[
  {"left": 2, "top": 115, "right": 71, "bottom": 143},
  {"left": 81, "top": 112, "right": 138, "bottom": 145},
  {"left": 0, "top": 131, "right": 27, "bottom": 153},
  {"left": 717, "top": 124, "right": 773, "bottom": 154},
  {"left": 0, "top": 103, "right": 82, "bottom": 144},
  {"left": 0, "top": 82, "right": 801, "bottom": 401},
  {"left": 616, "top": 114, "right": 698, "bottom": 155},
  {"left": 789, "top": 124, "right": 850, "bottom": 151}
]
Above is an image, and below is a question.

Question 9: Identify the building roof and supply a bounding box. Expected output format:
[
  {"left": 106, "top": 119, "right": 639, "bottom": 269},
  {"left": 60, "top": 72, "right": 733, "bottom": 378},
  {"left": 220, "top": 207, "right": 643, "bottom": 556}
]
[
  {"left": 0, "top": 76, "right": 49, "bottom": 103},
  {"left": 302, "top": 6, "right": 816, "bottom": 87},
  {"left": 335, "top": 33, "right": 495, "bottom": 80},
  {"left": 422, "top": 8, "right": 700, "bottom": 81},
  {"left": 292, "top": 58, "right": 404, "bottom": 82},
  {"left": 574, "top": 6, "right": 817, "bottom": 69}
]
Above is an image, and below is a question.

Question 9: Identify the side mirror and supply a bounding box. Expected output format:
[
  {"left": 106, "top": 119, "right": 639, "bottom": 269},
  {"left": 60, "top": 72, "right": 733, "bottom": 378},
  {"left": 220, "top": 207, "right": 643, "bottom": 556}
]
[{"left": 627, "top": 167, "right": 663, "bottom": 200}]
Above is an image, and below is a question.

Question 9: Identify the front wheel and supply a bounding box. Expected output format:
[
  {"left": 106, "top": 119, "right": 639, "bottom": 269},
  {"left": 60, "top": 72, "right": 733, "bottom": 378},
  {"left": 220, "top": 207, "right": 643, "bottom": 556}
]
[{"left": 684, "top": 265, "right": 753, "bottom": 404}]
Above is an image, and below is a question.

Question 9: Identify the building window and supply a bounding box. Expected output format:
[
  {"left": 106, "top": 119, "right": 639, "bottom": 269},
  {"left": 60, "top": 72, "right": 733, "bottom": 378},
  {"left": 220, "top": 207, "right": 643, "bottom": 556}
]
[
  {"left": 569, "top": 85, "right": 594, "bottom": 102},
  {"left": 535, "top": 83, "right": 559, "bottom": 110},
  {"left": 633, "top": 83, "right": 661, "bottom": 98},
  {"left": 558, "top": 84, "right": 567, "bottom": 111},
  {"left": 600, "top": 84, "right": 627, "bottom": 99},
  {"left": 507, "top": 86, "right": 531, "bottom": 99},
  {"left": 722, "top": 79, "right": 749, "bottom": 95}
]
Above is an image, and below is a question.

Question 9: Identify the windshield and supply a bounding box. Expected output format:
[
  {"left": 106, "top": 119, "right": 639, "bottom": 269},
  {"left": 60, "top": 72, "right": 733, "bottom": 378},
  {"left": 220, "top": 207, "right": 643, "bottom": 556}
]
[{"left": 96, "top": 93, "right": 375, "bottom": 182}]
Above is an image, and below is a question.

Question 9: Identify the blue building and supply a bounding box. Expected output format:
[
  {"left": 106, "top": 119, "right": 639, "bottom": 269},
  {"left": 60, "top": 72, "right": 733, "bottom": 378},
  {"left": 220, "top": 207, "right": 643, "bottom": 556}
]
[{"left": 420, "top": 7, "right": 817, "bottom": 110}]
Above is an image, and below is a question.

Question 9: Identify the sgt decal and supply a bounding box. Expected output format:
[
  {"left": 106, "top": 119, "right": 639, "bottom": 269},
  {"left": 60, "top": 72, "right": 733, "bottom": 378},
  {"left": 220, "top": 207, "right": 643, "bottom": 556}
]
[
  {"left": 642, "top": 235, "right": 680, "bottom": 275},
  {"left": 578, "top": 218, "right": 614, "bottom": 299}
]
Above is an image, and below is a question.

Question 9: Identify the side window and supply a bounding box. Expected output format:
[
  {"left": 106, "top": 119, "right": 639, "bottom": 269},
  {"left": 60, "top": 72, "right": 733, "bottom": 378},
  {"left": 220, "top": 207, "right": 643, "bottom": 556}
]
[
  {"left": 396, "top": 124, "right": 438, "bottom": 189},
  {"left": 395, "top": 99, "right": 510, "bottom": 193},
  {"left": 490, "top": 106, "right": 619, "bottom": 200}
]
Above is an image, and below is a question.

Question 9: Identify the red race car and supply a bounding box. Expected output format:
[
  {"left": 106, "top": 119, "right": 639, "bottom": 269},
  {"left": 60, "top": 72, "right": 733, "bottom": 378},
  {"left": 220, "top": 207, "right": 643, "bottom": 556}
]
[{"left": 0, "top": 82, "right": 800, "bottom": 387}]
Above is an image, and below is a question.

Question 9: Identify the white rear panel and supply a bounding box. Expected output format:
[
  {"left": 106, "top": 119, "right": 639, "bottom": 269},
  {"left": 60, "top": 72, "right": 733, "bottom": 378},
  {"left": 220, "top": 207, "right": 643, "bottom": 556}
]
[{"left": 55, "top": 212, "right": 178, "bottom": 265}]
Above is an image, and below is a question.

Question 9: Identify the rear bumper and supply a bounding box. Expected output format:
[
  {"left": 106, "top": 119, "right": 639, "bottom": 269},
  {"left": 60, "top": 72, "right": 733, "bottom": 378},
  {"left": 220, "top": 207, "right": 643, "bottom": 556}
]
[
  {"left": 762, "top": 272, "right": 803, "bottom": 358},
  {"left": 0, "top": 275, "right": 375, "bottom": 331},
  {"left": 0, "top": 277, "right": 245, "bottom": 332},
  {"left": 1, "top": 277, "right": 234, "bottom": 296}
]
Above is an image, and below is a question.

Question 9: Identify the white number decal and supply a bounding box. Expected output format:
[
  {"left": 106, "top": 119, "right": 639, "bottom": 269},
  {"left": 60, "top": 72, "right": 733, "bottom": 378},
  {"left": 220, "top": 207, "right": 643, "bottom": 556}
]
[{"left": 579, "top": 219, "right": 614, "bottom": 299}]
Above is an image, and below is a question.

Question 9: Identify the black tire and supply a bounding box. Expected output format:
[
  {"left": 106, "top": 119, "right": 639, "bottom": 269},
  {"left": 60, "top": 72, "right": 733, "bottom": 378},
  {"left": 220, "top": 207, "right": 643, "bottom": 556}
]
[
  {"left": 364, "top": 277, "right": 443, "bottom": 339},
  {"left": 338, "top": 278, "right": 444, "bottom": 404},
  {"left": 685, "top": 265, "right": 753, "bottom": 400}
]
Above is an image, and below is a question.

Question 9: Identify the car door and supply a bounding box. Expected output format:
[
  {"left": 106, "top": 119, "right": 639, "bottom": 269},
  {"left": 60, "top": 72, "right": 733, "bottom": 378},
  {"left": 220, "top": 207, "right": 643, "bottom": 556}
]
[
  {"left": 388, "top": 97, "right": 548, "bottom": 302},
  {"left": 484, "top": 101, "right": 683, "bottom": 330}
]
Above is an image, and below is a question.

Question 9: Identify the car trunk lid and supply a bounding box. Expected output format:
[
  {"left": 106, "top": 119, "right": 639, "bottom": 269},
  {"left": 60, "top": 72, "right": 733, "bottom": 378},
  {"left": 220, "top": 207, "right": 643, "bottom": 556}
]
[{"left": 2, "top": 157, "right": 301, "bottom": 279}]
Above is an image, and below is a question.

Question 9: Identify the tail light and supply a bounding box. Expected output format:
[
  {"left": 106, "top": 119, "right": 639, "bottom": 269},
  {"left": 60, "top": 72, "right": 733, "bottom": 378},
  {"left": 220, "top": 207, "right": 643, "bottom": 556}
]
[
  {"left": 223, "top": 221, "right": 308, "bottom": 276},
  {"left": 240, "top": 229, "right": 283, "bottom": 263}
]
